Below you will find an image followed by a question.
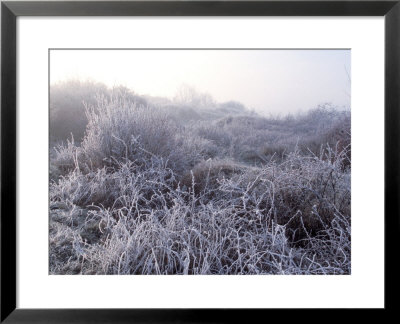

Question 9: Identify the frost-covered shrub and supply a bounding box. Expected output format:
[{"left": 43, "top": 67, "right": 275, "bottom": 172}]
[
  {"left": 51, "top": 94, "right": 207, "bottom": 176},
  {"left": 50, "top": 81, "right": 148, "bottom": 143},
  {"left": 219, "top": 147, "right": 350, "bottom": 241},
  {"left": 81, "top": 95, "right": 174, "bottom": 166}
]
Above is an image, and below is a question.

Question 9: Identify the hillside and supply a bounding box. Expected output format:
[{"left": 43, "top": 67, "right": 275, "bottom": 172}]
[{"left": 49, "top": 81, "right": 351, "bottom": 275}]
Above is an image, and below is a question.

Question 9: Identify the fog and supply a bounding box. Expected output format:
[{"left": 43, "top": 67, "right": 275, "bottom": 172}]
[{"left": 50, "top": 49, "right": 350, "bottom": 115}]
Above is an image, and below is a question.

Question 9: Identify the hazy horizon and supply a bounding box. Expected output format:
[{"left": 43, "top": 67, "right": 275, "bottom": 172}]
[{"left": 50, "top": 49, "right": 350, "bottom": 115}]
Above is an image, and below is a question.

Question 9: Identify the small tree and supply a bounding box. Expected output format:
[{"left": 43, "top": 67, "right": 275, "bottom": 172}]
[{"left": 174, "top": 84, "right": 216, "bottom": 108}]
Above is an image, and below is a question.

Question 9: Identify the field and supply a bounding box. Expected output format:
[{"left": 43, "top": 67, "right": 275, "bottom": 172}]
[{"left": 49, "top": 81, "right": 351, "bottom": 275}]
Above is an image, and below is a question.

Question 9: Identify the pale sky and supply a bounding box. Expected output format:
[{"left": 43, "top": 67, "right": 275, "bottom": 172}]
[{"left": 50, "top": 49, "right": 350, "bottom": 115}]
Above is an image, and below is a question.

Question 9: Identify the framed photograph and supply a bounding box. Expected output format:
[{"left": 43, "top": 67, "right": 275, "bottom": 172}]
[{"left": 1, "top": 0, "right": 398, "bottom": 322}]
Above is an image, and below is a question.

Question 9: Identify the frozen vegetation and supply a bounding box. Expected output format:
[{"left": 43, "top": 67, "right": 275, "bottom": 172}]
[{"left": 50, "top": 80, "right": 351, "bottom": 275}]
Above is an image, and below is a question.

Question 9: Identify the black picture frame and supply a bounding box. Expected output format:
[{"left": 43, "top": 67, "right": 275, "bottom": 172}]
[{"left": 1, "top": 0, "right": 399, "bottom": 322}]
